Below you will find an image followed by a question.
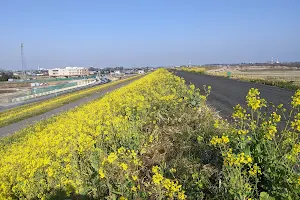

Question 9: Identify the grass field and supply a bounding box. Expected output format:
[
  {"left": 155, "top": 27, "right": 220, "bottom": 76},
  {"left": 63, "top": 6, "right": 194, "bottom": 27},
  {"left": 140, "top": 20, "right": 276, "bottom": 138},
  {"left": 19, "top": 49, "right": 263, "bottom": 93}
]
[
  {"left": 0, "top": 69, "right": 298, "bottom": 199},
  {"left": 230, "top": 69, "right": 300, "bottom": 83},
  {"left": 177, "top": 66, "right": 300, "bottom": 90}
]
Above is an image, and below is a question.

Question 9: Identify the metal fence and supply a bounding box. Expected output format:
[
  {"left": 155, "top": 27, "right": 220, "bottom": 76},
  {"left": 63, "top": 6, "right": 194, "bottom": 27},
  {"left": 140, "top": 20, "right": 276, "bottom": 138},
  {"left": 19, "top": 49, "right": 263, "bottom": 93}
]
[
  {"left": 23, "top": 75, "right": 97, "bottom": 83},
  {"left": 31, "top": 82, "right": 77, "bottom": 94},
  {"left": 11, "top": 80, "right": 96, "bottom": 103}
]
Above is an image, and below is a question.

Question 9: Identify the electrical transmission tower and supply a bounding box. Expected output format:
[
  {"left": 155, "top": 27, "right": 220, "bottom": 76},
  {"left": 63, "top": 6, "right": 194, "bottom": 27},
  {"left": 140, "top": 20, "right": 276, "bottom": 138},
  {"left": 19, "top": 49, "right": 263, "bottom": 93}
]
[{"left": 21, "top": 43, "right": 26, "bottom": 80}]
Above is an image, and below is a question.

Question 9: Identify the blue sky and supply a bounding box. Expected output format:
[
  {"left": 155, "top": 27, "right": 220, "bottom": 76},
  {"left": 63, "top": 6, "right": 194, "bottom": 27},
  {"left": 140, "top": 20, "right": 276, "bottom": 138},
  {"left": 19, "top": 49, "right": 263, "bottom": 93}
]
[{"left": 1, "top": 0, "right": 300, "bottom": 69}]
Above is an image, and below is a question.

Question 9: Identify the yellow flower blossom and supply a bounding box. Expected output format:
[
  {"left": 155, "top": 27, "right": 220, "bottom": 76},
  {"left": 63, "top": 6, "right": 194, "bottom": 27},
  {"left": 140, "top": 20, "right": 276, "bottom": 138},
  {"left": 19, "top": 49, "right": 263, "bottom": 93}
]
[
  {"left": 271, "top": 112, "right": 281, "bottom": 123},
  {"left": 249, "top": 164, "right": 261, "bottom": 176},
  {"left": 178, "top": 191, "right": 186, "bottom": 200},
  {"left": 107, "top": 152, "right": 118, "bottom": 163},
  {"left": 214, "top": 120, "right": 219, "bottom": 128},
  {"left": 291, "top": 113, "right": 300, "bottom": 131},
  {"left": 238, "top": 129, "right": 248, "bottom": 135},
  {"left": 99, "top": 168, "right": 105, "bottom": 179},
  {"left": 224, "top": 151, "right": 253, "bottom": 167},
  {"left": 149, "top": 135, "right": 154, "bottom": 143},
  {"left": 247, "top": 156, "right": 253, "bottom": 163},
  {"left": 246, "top": 88, "right": 266, "bottom": 111},
  {"left": 291, "top": 89, "right": 300, "bottom": 108},
  {"left": 210, "top": 135, "right": 230, "bottom": 146},
  {"left": 232, "top": 104, "right": 247, "bottom": 119},
  {"left": 132, "top": 175, "right": 138, "bottom": 181},
  {"left": 169, "top": 168, "right": 176, "bottom": 173},
  {"left": 117, "top": 147, "right": 126, "bottom": 154},
  {"left": 152, "top": 166, "right": 160, "bottom": 174},
  {"left": 131, "top": 186, "right": 137, "bottom": 192},
  {"left": 119, "top": 163, "right": 128, "bottom": 171},
  {"left": 152, "top": 173, "right": 164, "bottom": 185},
  {"left": 265, "top": 124, "right": 277, "bottom": 140}
]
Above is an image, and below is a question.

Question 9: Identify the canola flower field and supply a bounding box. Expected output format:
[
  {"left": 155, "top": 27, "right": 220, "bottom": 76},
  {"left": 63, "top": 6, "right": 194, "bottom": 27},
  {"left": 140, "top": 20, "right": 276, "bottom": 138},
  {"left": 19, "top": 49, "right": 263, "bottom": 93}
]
[
  {"left": 0, "top": 69, "right": 299, "bottom": 199},
  {"left": 0, "top": 76, "right": 138, "bottom": 128}
]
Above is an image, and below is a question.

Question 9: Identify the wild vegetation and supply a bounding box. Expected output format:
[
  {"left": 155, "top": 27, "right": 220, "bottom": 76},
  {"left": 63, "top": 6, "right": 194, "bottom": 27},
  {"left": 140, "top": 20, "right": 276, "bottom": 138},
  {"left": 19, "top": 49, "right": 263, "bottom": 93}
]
[
  {"left": 178, "top": 67, "right": 207, "bottom": 74},
  {"left": 178, "top": 67, "right": 300, "bottom": 90},
  {"left": 0, "top": 69, "right": 299, "bottom": 199},
  {"left": 0, "top": 76, "right": 138, "bottom": 128},
  {"left": 246, "top": 77, "right": 300, "bottom": 90},
  {"left": 0, "top": 71, "right": 19, "bottom": 82}
]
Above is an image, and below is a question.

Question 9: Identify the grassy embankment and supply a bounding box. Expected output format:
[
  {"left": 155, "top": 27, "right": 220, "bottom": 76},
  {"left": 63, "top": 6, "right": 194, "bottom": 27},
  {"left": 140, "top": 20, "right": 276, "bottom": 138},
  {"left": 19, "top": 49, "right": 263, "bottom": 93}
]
[
  {"left": 0, "top": 76, "right": 139, "bottom": 128},
  {"left": 0, "top": 69, "right": 299, "bottom": 199}
]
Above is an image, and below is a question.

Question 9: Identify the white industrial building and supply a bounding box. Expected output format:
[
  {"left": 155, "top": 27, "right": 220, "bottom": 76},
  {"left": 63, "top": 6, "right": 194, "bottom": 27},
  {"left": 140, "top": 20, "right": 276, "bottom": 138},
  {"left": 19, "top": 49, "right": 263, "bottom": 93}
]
[
  {"left": 48, "top": 67, "right": 89, "bottom": 77},
  {"left": 138, "top": 70, "right": 145, "bottom": 74}
]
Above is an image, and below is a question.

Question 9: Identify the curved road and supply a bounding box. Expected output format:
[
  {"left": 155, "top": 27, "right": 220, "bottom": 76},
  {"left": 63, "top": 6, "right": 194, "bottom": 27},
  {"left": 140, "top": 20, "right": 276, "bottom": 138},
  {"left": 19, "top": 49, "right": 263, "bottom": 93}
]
[
  {"left": 0, "top": 81, "right": 106, "bottom": 112},
  {"left": 0, "top": 79, "right": 136, "bottom": 137},
  {"left": 173, "top": 70, "right": 295, "bottom": 119}
]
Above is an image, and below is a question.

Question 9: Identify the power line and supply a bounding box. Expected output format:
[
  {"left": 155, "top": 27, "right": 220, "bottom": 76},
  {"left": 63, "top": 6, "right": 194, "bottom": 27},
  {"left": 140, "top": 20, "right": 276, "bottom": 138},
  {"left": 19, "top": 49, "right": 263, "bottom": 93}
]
[{"left": 20, "top": 43, "right": 26, "bottom": 80}]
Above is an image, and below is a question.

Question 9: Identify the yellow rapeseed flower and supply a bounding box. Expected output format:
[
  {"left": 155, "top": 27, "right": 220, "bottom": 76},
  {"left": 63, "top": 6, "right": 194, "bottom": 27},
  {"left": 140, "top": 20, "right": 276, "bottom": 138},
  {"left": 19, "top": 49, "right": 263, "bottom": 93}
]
[
  {"left": 117, "top": 147, "right": 126, "bottom": 154},
  {"left": 119, "top": 163, "right": 128, "bottom": 171},
  {"left": 132, "top": 175, "right": 138, "bottom": 181},
  {"left": 291, "top": 90, "right": 300, "bottom": 108},
  {"left": 291, "top": 113, "right": 300, "bottom": 131},
  {"left": 222, "top": 135, "right": 230, "bottom": 143},
  {"left": 178, "top": 191, "right": 186, "bottom": 200},
  {"left": 246, "top": 155, "right": 253, "bottom": 163},
  {"left": 131, "top": 186, "right": 137, "bottom": 192},
  {"left": 210, "top": 135, "right": 230, "bottom": 146},
  {"left": 99, "top": 168, "right": 105, "bottom": 179},
  {"left": 246, "top": 88, "right": 266, "bottom": 111},
  {"left": 152, "top": 173, "right": 163, "bottom": 185},
  {"left": 237, "top": 129, "right": 248, "bottom": 135},
  {"left": 169, "top": 168, "right": 176, "bottom": 173},
  {"left": 232, "top": 104, "right": 246, "bottom": 119},
  {"left": 271, "top": 112, "right": 281, "bottom": 123},
  {"left": 107, "top": 152, "right": 118, "bottom": 163},
  {"left": 265, "top": 124, "right": 277, "bottom": 140},
  {"left": 152, "top": 166, "right": 160, "bottom": 174}
]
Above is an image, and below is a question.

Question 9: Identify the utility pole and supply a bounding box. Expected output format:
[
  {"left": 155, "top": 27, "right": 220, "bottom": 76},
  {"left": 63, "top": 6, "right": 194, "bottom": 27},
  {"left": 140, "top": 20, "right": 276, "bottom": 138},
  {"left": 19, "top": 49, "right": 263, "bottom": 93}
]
[{"left": 20, "top": 43, "right": 26, "bottom": 80}]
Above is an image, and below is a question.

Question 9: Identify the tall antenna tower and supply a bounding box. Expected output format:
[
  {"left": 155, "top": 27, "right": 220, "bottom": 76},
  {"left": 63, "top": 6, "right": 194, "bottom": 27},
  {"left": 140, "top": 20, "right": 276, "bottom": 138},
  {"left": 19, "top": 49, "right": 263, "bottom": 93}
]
[{"left": 20, "top": 43, "right": 26, "bottom": 80}]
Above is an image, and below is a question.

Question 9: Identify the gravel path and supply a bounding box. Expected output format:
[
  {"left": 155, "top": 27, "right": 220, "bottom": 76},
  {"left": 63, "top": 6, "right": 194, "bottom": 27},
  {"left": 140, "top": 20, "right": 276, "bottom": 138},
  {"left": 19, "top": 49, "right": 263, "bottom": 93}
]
[
  {"left": 0, "top": 80, "right": 134, "bottom": 137},
  {"left": 173, "top": 70, "right": 295, "bottom": 119}
]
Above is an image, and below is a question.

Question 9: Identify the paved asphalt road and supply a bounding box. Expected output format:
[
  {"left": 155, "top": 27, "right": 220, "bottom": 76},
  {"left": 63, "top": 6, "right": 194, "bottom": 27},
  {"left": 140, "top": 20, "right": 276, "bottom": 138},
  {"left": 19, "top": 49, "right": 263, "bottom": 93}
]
[
  {"left": 173, "top": 70, "right": 295, "bottom": 119},
  {"left": 0, "top": 80, "right": 135, "bottom": 137}
]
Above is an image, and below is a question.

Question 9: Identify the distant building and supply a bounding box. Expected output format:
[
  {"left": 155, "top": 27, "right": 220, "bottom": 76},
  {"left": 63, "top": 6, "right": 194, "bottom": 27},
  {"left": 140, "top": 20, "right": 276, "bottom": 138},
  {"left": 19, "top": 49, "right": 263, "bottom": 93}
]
[
  {"left": 110, "top": 70, "right": 124, "bottom": 76},
  {"left": 138, "top": 70, "right": 145, "bottom": 74},
  {"left": 48, "top": 67, "right": 89, "bottom": 77},
  {"left": 124, "top": 69, "right": 134, "bottom": 74},
  {"left": 89, "top": 71, "right": 97, "bottom": 75}
]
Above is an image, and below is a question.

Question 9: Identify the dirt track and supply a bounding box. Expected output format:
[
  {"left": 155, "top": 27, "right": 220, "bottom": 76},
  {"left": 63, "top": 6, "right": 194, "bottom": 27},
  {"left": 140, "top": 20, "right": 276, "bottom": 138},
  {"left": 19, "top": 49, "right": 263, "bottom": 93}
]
[{"left": 173, "top": 70, "right": 295, "bottom": 119}]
